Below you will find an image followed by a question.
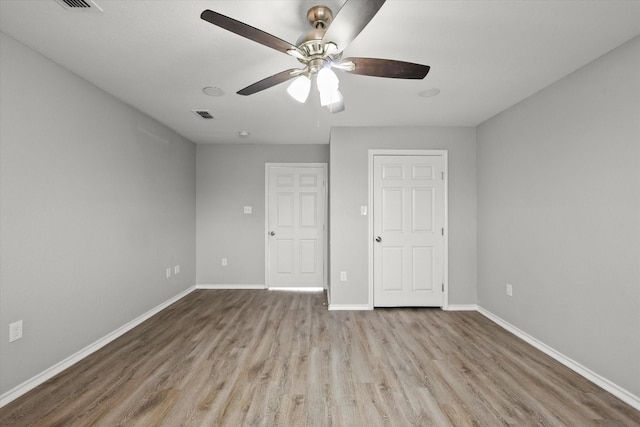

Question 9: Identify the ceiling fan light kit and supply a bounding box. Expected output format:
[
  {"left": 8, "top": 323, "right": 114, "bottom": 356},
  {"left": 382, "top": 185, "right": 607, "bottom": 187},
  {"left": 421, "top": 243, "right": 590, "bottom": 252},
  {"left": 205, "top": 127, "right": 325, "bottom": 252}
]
[{"left": 200, "top": 0, "right": 430, "bottom": 113}]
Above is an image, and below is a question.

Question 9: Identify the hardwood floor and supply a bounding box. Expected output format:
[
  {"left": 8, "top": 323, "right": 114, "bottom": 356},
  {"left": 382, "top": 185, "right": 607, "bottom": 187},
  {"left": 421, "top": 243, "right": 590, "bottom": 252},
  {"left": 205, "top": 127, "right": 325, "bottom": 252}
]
[{"left": 1, "top": 289, "right": 638, "bottom": 426}]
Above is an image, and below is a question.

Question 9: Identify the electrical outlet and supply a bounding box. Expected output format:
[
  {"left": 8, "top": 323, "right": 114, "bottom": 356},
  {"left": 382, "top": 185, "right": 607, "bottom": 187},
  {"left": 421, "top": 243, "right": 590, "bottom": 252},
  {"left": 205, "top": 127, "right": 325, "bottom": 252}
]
[
  {"left": 360, "top": 206, "right": 367, "bottom": 216},
  {"left": 174, "top": 265, "right": 180, "bottom": 274},
  {"left": 166, "top": 268, "right": 171, "bottom": 279},
  {"left": 506, "top": 283, "right": 513, "bottom": 297},
  {"left": 9, "top": 320, "right": 23, "bottom": 342},
  {"left": 340, "top": 271, "right": 347, "bottom": 281},
  {"left": 243, "top": 206, "right": 252, "bottom": 214},
  {"left": 222, "top": 258, "right": 228, "bottom": 267}
]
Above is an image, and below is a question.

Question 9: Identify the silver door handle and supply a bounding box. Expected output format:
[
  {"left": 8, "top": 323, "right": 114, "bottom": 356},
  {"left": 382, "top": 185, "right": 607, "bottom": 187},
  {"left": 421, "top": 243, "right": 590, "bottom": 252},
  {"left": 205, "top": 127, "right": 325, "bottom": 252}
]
[
  {"left": 375, "top": 236, "right": 382, "bottom": 242},
  {"left": 270, "top": 231, "right": 275, "bottom": 236}
]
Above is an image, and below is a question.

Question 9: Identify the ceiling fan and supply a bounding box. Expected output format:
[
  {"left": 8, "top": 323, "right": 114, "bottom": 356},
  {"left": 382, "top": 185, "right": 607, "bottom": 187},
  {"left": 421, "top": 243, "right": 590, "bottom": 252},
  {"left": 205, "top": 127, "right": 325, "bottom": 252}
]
[{"left": 200, "top": 0, "right": 430, "bottom": 113}]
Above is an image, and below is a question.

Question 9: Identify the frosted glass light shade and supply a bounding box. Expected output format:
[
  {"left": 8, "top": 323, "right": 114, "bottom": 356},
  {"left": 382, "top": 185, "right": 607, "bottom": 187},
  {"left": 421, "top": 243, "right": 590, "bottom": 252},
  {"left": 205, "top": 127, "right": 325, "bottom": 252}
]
[
  {"left": 328, "top": 90, "right": 345, "bottom": 113},
  {"left": 319, "top": 90, "right": 333, "bottom": 107},
  {"left": 317, "top": 68, "right": 339, "bottom": 106},
  {"left": 287, "top": 76, "right": 311, "bottom": 103},
  {"left": 317, "top": 68, "right": 339, "bottom": 92}
]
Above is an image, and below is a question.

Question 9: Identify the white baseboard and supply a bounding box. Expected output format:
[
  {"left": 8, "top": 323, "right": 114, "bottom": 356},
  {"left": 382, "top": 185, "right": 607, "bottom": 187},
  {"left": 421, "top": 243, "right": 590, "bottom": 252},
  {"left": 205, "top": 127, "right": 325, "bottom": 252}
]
[
  {"left": 268, "top": 287, "right": 323, "bottom": 292},
  {"left": 328, "top": 304, "right": 476, "bottom": 311},
  {"left": 328, "top": 304, "right": 372, "bottom": 311},
  {"left": 0, "top": 286, "right": 196, "bottom": 408},
  {"left": 196, "top": 284, "right": 266, "bottom": 290},
  {"left": 445, "top": 304, "right": 478, "bottom": 311},
  {"left": 477, "top": 306, "right": 640, "bottom": 411}
]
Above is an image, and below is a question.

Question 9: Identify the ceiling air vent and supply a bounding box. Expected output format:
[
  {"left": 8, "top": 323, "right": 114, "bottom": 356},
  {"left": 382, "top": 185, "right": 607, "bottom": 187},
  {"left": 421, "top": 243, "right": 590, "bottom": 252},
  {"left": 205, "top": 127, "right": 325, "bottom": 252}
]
[
  {"left": 54, "top": 0, "right": 103, "bottom": 12},
  {"left": 192, "top": 110, "right": 215, "bottom": 120}
]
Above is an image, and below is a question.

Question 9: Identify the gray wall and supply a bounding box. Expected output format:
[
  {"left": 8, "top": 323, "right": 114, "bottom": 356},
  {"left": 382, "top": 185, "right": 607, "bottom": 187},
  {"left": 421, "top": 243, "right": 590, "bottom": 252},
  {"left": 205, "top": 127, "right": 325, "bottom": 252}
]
[
  {"left": 0, "top": 34, "right": 196, "bottom": 395},
  {"left": 196, "top": 143, "right": 329, "bottom": 285},
  {"left": 477, "top": 36, "right": 640, "bottom": 397},
  {"left": 329, "top": 127, "right": 477, "bottom": 307}
]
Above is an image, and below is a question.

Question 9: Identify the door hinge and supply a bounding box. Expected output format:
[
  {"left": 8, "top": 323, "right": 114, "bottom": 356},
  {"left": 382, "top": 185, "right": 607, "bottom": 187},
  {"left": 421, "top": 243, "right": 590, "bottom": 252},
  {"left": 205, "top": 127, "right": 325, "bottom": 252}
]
[
  {"left": 441, "top": 228, "right": 444, "bottom": 236},
  {"left": 441, "top": 171, "right": 444, "bottom": 180},
  {"left": 442, "top": 283, "right": 444, "bottom": 292}
]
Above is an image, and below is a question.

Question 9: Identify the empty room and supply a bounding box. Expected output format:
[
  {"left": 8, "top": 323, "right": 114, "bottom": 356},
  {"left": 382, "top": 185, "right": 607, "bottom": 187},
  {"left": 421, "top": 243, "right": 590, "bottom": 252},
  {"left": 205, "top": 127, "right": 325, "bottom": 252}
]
[{"left": 1, "top": 0, "right": 639, "bottom": 425}]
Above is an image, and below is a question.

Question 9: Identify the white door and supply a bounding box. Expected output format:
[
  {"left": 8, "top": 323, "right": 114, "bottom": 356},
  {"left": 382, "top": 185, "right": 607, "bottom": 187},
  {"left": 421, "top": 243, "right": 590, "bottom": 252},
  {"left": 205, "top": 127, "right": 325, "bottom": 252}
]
[
  {"left": 266, "top": 164, "right": 326, "bottom": 288},
  {"left": 373, "top": 155, "right": 445, "bottom": 306}
]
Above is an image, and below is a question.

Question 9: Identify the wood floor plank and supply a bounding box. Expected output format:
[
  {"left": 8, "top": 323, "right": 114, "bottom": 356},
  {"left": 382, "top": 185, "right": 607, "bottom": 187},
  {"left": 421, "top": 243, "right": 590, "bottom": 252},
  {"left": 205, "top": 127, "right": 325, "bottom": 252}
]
[{"left": 1, "top": 289, "right": 638, "bottom": 426}]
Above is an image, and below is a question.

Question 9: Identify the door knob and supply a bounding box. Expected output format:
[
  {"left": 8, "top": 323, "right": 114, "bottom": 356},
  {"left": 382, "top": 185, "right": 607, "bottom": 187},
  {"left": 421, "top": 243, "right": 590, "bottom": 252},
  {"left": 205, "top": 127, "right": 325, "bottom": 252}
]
[
  {"left": 270, "top": 231, "right": 275, "bottom": 236},
  {"left": 375, "top": 236, "right": 382, "bottom": 242}
]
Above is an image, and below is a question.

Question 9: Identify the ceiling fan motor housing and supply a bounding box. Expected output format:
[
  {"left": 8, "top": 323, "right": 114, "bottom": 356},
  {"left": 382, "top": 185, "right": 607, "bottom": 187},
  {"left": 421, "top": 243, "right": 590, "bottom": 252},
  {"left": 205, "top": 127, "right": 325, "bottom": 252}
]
[
  {"left": 295, "top": 6, "right": 341, "bottom": 71},
  {"left": 296, "top": 32, "right": 326, "bottom": 55}
]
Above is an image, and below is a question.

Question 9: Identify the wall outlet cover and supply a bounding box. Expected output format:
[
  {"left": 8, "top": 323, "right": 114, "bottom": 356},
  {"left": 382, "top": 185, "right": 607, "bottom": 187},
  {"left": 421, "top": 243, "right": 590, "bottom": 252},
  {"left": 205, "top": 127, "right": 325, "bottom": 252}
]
[{"left": 9, "top": 320, "right": 23, "bottom": 342}]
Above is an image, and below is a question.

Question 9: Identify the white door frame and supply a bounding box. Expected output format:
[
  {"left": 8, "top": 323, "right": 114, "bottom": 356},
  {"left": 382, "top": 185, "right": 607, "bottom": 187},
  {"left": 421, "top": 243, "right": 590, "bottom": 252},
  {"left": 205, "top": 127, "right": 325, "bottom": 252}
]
[
  {"left": 265, "top": 163, "right": 328, "bottom": 289},
  {"left": 368, "top": 150, "right": 449, "bottom": 309}
]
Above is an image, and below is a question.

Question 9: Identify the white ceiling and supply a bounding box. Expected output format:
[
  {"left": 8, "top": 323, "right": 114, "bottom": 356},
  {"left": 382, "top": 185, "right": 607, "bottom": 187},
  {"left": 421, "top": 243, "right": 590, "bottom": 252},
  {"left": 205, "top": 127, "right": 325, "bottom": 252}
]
[{"left": 1, "top": 0, "right": 639, "bottom": 145}]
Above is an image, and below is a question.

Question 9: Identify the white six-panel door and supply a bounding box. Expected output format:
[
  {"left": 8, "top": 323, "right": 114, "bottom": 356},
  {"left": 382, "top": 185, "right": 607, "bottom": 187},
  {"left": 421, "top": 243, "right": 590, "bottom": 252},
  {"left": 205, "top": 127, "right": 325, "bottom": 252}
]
[
  {"left": 373, "top": 155, "right": 445, "bottom": 307},
  {"left": 266, "top": 165, "right": 326, "bottom": 288}
]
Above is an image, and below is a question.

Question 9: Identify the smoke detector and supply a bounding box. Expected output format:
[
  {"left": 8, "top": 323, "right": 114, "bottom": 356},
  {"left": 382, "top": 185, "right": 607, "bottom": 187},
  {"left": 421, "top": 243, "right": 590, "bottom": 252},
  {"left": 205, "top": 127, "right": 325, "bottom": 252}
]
[
  {"left": 418, "top": 88, "right": 440, "bottom": 98},
  {"left": 203, "top": 87, "right": 225, "bottom": 97},
  {"left": 54, "top": 0, "right": 103, "bottom": 12}
]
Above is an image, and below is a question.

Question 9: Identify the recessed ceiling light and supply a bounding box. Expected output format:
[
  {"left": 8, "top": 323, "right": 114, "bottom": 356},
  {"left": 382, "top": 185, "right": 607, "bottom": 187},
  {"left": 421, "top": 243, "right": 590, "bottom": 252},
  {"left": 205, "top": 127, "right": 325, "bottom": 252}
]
[
  {"left": 418, "top": 88, "right": 440, "bottom": 98},
  {"left": 238, "top": 131, "right": 250, "bottom": 138},
  {"left": 203, "top": 86, "right": 225, "bottom": 97}
]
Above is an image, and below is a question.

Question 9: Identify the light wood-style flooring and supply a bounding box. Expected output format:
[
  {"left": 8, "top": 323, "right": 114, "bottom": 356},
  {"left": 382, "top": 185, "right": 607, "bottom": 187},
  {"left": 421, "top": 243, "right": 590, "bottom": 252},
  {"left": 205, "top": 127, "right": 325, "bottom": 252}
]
[{"left": 1, "top": 289, "right": 638, "bottom": 426}]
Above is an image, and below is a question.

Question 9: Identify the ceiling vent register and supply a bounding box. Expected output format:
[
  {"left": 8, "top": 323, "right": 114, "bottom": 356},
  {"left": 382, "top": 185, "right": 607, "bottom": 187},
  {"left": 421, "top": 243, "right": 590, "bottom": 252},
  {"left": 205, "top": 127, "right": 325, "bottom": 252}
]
[
  {"left": 54, "top": 0, "right": 103, "bottom": 12},
  {"left": 192, "top": 110, "right": 215, "bottom": 120}
]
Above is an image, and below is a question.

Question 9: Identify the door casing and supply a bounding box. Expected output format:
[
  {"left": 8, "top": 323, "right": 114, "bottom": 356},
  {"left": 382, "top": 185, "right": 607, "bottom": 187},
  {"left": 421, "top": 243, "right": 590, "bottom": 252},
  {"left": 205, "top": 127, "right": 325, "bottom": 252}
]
[{"left": 368, "top": 150, "right": 449, "bottom": 309}]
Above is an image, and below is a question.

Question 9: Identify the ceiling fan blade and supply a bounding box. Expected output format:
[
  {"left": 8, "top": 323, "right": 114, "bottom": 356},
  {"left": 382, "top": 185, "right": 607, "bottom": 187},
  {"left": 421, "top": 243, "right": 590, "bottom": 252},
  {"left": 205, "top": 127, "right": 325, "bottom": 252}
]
[
  {"left": 237, "top": 69, "right": 302, "bottom": 96},
  {"left": 340, "top": 57, "right": 430, "bottom": 79},
  {"left": 321, "top": 0, "right": 386, "bottom": 50},
  {"left": 201, "top": 10, "right": 297, "bottom": 55}
]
